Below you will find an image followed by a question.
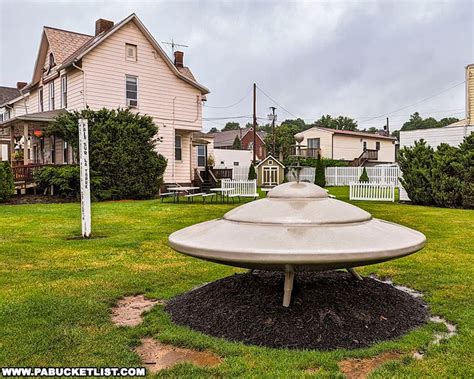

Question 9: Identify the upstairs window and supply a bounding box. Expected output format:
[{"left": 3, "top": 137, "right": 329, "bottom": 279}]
[
  {"left": 61, "top": 75, "right": 67, "bottom": 108},
  {"left": 376, "top": 141, "right": 381, "bottom": 151},
  {"left": 307, "top": 138, "right": 320, "bottom": 149},
  {"left": 363, "top": 141, "right": 367, "bottom": 150},
  {"left": 175, "top": 135, "right": 182, "bottom": 161},
  {"left": 125, "top": 43, "right": 137, "bottom": 61},
  {"left": 49, "top": 81, "right": 55, "bottom": 110},
  {"left": 39, "top": 87, "right": 44, "bottom": 112},
  {"left": 126, "top": 75, "right": 138, "bottom": 107}
]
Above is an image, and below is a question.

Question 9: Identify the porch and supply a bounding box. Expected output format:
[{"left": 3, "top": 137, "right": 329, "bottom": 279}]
[{"left": 0, "top": 110, "right": 72, "bottom": 167}]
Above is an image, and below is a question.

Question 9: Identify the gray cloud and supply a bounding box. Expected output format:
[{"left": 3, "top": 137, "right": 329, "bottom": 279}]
[{"left": 1, "top": 0, "right": 473, "bottom": 131}]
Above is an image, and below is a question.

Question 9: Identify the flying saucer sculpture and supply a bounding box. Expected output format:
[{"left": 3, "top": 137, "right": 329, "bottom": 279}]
[{"left": 169, "top": 138, "right": 426, "bottom": 307}]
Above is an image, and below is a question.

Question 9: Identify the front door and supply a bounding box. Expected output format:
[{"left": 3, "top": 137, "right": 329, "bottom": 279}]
[
  {"left": 197, "top": 145, "right": 207, "bottom": 168},
  {"left": 263, "top": 166, "right": 278, "bottom": 186}
]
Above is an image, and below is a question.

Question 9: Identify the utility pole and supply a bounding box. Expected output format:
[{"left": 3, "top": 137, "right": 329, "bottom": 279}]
[
  {"left": 386, "top": 117, "right": 390, "bottom": 136},
  {"left": 268, "top": 106, "right": 277, "bottom": 157},
  {"left": 253, "top": 83, "right": 257, "bottom": 164}
]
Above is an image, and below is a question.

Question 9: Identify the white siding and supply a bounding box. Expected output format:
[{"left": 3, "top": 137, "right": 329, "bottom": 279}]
[
  {"left": 81, "top": 20, "right": 204, "bottom": 182},
  {"left": 214, "top": 149, "right": 252, "bottom": 167},
  {"left": 399, "top": 125, "right": 474, "bottom": 149}
]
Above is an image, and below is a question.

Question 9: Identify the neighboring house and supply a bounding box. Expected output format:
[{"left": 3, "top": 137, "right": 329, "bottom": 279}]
[
  {"left": 256, "top": 155, "right": 285, "bottom": 187},
  {"left": 0, "top": 14, "right": 210, "bottom": 185},
  {"left": 214, "top": 149, "right": 252, "bottom": 168},
  {"left": 400, "top": 64, "right": 474, "bottom": 149},
  {"left": 208, "top": 127, "right": 267, "bottom": 160},
  {"left": 296, "top": 127, "right": 396, "bottom": 166},
  {"left": 0, "top": 86, "right": 21, "bottom": 160}
]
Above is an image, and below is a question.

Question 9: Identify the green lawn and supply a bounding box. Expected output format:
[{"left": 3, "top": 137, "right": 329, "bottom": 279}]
[{"left": 0, "top": 188, "right": 473, "bottom": 378}]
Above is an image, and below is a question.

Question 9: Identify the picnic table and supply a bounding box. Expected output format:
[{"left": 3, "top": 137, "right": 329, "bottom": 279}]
[
  {"left": 210, "top": 187, "right": 235, "bottom": 203},
  {"left": 166, "top": 186, "right": 200, "bottom": 202}
]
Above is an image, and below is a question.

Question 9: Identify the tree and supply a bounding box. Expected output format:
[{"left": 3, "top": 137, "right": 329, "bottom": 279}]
[
  {"left": 47, "top": 108, "right": 167, "bottom": 200},
  {"left": 313, "top": 114, "right": 358, "bottom": 131},
  {"left": 208, "top": 127, "right": 219, "bottom": 133},
  {"left": 401, "top": 112, "right": 459, "bottom": 131},
  {"left": 248, "top": 164, "right": 257, "bottom": 180},
  {"left": 265, "top": 121, "right": 301, "bottom": 160},
  {"left": 398, "top": 139, "right": 434, "bottom": 205},
  {"left": 232, "top": 135, "right": 242, "bottom": 149},
  {"left": 0, "top": 161, "right": 14, "bottom": 202},
  {"left": 314, "top": 154, "right": 326, "bottom": 187},
  {"left": 431, "top": 143, "right": 464, "bottom": 208},
  {"left": 359, "top": 167, "right": 369, "bottom": 182},
  {"left": 222, "top": 122, "right": 241, "bottom": 131}
]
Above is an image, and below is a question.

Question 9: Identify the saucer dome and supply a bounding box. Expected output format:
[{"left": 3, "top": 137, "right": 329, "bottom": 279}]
[{"left": 169, "top": 182, "right": 426, "bottom": 272}]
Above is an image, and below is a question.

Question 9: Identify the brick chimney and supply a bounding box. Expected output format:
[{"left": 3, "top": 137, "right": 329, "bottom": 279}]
[
  {"left": 174, "top": 51, "right": 184, "bottom": 68},
  {"left": 95, "top": 18, "right": 114, "bottom": 36},
  {"left": 466, "top": 64, "right": 474, "bottom": 126},
  {"left": 16, "top": 82, "right": 27, "bottom": 90}
]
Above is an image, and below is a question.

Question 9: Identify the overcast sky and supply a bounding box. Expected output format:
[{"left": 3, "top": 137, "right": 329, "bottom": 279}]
[{"left": 1, "top": 0, "right": 473, "bottom": 131}]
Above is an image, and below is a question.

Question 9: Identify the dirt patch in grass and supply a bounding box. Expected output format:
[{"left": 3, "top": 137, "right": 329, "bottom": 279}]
[
  {"left": 111, "top": 295, "right": 164, "bottom": 327},
  {"left": 166, "top": 271, "right": 428, "bottom": 350},
  {"left": 339, "top": 351, "right": 404, "bottom": 379},
  {"left": 135, "top": 338, "right": 221, "bottom": 373}
]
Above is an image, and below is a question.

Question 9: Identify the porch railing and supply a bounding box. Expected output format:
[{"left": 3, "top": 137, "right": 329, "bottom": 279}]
[{"left": 11, "top": 164, "right": 59, "bottom": 184}]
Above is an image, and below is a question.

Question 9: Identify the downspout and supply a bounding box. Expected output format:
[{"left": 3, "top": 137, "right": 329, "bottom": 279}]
[
  {"left": 72, "top": 62, "right": 86, "bottom": 108},
  {"left": 172, "top": 96, "right": 176, "bottom": 183},
  {"left": 19, "top": 88, "right": 28, "bottom": 114}
]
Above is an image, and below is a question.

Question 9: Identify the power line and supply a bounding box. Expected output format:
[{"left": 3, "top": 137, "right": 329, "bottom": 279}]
[
  {"left": 203, "top": 115, "right": 253, "bottom": 121},
  {"left": 256, "top": 85, "right": 300, "bottom": 119},
  {"left": 204, "top": 88, "right": 252, "bottom": 109},
  {"left": 358, "top": 80, "right": 466, "bottom": 122}
]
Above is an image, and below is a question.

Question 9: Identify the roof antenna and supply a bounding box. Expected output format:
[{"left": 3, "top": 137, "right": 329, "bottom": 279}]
[{"left": 161, "top": 38, "right": 189, "bottom": 55}]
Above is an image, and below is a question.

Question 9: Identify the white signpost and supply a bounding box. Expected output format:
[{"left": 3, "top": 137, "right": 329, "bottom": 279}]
[{"left": 78, "top": 119, "right": 91, "bottom": 238}]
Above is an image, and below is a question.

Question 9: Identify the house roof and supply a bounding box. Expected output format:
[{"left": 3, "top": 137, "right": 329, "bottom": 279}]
[
  {"left": 58, "top": 14, "right": 209, "bottom": 95},
  {"left": 0, "top": 109, "right": 65, "bottom": 127},
  {"left": 307, "top": 127, "right": 397, "bottom": 140},
  {"left": 44, "top": 27, "right": 93, "bottom": 66},
  {"left": 256, "top": 155, "right": 285, "bottom": 168},
  {"left": 208, "top": 127, "right": 266, "bottom": 148},
  {"left": 0, "top": 86, "right": 21, "bottom": 105}
]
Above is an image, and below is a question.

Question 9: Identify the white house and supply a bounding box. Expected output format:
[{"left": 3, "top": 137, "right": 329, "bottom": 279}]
[
  {"left": 214, "top": 149, "right": 253, "bottom": 168},
  {"left": 400, "top": 64, "right": 474, "bottom": 149},
  {"left": 0, "top": 14, "right": 211, "bottom": 185}
]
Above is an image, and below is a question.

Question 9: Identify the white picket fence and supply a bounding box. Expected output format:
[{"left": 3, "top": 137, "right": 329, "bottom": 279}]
[
  {"left": 286, "top": 167, "right": 316, "bottom": 182},
  {"left": 349, "top": 182, "right": 395, "bottom": 202},
  {"left": 221, "top": 179, "right": 258, "bottom": 197},
  {"left": 325, "top": 166, "right": 401, "bottom": 186}
]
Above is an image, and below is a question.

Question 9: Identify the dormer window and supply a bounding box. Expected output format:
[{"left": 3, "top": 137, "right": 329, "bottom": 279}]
[{"left": 125, "top": 43, "right": 137, "bottom": 61}]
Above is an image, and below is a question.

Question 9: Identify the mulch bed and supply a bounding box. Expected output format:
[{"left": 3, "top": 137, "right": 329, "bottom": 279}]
[{"left": 166, "top": 271, "right": 428, "bottom": 350}]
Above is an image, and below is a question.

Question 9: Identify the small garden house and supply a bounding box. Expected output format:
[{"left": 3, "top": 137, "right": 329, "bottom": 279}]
[{"left": 256, "top": 155, "right": 285, "bottom": 187}]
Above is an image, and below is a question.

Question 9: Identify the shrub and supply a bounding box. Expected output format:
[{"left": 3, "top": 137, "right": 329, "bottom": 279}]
[
  {"left": 248, "top": 164, "right": 257, "bottom": 180},
  {"left": 431, "top": 144, "right": 464, "bottom": 208},
  {"left": 314, "top": 154, "right": 326, "bottom": 187},
  {"left": 35, "top": 165, "right": 102, "bottom": 199},
  {"left": 398, "top": 139, "right": 435, "bottom": 205},
  {"left": 459, "top": 134, "right": 474, "bottom": 208},
  {"left": 0, "top": 161, "right": 14, "bottom": 202},
  {"left": 359, "top": 167, "right": 369, "bottom": 182},
  {"left": 47, "top": 108, "right": 167, "bottom": 200}
]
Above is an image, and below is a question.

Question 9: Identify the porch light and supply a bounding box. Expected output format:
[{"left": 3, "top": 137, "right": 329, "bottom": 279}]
[{"left": 33, "top": 130, "right": 43, "bottom": 138}]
